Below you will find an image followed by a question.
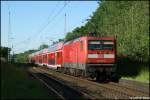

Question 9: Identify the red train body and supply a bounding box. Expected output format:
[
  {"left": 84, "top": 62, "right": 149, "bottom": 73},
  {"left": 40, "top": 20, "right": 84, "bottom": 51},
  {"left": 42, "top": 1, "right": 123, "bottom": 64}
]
[
  {"left": 28, "top": 36, "right": 118, "bottom": 82},
  {"left": 62, "top": 36, "right": 117, "bottom": 81},
  {"left": 47, "top": 42, "right": 63, "bottom": 68}
]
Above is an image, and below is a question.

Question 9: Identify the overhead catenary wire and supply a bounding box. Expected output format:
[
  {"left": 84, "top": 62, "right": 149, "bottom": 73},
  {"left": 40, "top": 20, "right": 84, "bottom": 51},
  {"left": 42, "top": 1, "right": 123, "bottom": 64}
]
[
  {"left": 14, "top": 1, "right": 73, "bottom": 53},
  {"left": 26, "top": 2, "right": 70, "bottom": 51},
  {"left": 39, "top": 17, "right": 66, "bottom": 45},
  {"left": 39, "top": 2, "right": 72, "bottom": 44},
  {"left": 15, "top": 2, "right": 69, "bottom": 52},
  {"left": 12, "top": 4, "right": 59, "bottom": 53},
  {"left": 63, "top": 2, "right": 86, "bottom": 34},
  {"left": 13, "top": 1, "right": 60, "bottom": 47},
  {"left": 13, "top": 2, "right": 62, "bottom": 53}
]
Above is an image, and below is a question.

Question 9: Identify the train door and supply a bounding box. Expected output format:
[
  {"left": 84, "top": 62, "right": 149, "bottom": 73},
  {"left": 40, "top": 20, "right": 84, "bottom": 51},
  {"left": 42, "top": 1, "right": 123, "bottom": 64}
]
[
  {"left": 48, "top": 53, "right": 55, "bottom": 65},
  {"left": 48, "top": 53, "right": 51, "bottom": 65},
  {"left": 56, "top": 51, "right": 62, "bottom": 66}
]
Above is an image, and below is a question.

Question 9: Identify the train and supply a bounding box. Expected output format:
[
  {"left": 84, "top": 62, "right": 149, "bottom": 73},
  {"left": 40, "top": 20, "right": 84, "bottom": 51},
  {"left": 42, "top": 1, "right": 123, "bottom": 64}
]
[{"left": 28, "top": 36, "right": 119, "bottom": 82}]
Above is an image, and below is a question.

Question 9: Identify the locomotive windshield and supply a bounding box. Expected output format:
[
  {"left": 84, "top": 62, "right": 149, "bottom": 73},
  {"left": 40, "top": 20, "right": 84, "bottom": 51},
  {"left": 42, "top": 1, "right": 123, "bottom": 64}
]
[{"left": 88, "top": 40, "right": 114, "bottom": 50}]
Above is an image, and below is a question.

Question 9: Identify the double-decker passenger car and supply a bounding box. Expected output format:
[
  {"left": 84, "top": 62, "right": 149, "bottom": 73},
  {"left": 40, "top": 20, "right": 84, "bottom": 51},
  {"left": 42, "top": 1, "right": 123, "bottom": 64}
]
[{"left": 47, "top": 42, "right": 63, "bottom": 69}]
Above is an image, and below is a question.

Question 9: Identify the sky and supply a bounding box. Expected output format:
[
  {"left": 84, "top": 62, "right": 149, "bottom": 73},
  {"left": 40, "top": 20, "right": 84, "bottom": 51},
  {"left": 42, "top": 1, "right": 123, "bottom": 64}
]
[{"left": 1, "top": 1, "right": 99, "bottom": 54}]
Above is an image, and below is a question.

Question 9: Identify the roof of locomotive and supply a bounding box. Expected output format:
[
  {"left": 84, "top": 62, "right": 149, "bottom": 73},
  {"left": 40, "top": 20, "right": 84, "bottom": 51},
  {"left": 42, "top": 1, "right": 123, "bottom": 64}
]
[{"left": 64, "top": 36, "right": 115, "bottom": 45}]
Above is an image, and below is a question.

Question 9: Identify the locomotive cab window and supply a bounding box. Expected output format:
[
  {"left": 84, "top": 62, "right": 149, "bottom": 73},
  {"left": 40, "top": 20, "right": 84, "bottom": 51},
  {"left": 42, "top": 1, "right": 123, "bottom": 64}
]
[{"left": 88, "top": 40, "right": 114, "bottom": 50}]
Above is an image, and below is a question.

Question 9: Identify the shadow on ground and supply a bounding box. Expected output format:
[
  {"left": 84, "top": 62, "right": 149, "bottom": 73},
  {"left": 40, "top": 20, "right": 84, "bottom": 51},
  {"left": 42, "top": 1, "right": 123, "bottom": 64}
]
[
  {"left": 116, "top": 56, "right": 149, "bottom": 77},
  {"left": 10, "top": 62, "right": 36, "bottom": 69}
]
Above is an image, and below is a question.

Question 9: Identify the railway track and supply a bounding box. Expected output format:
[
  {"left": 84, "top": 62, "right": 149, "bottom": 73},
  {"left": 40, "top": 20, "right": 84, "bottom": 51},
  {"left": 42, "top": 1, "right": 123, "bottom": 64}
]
[
  {"left": 30, "top": 72, "right": 65, "bottom": 100},
  {"left": 29, "top": 67, "right": 98, "bottom": 100},
  {"left": 29, "top": 66, "right": 149, "bottom": 99},
  {"left": 118, "top": 79, "right": 149, "bottom": 93},
  {"left": 109, "top": 81, "right": 149, "bottom": 96}
]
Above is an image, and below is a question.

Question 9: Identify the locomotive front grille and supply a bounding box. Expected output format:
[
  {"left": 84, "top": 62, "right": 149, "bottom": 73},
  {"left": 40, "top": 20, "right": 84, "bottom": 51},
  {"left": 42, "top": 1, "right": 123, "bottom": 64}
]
[{"left": 86, "top": 63, "right": 117, "bottom": 73}]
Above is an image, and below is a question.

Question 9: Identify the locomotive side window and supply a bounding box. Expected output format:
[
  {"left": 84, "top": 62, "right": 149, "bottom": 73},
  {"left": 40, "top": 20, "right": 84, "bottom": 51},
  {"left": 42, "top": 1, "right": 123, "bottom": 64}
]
[{"left": 88, "top": 40, "right": 114, "bottom": 50}]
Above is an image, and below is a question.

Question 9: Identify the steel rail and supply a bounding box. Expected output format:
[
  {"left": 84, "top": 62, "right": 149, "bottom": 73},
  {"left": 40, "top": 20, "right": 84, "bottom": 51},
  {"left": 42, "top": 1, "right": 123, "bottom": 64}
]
[
  {"left": 37, "top": 67, "right": 149, "bottom": 99},
  {"left": 33, "top": 67, "right": 98, "bottom": 99},
  {"left": 30, "top": 72, "right": 65, "bottom": 100}
]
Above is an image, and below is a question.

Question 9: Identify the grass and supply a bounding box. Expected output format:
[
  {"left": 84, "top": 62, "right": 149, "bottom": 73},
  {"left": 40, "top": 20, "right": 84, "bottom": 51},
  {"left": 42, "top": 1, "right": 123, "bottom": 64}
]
[
  {"left": 117, "top": 57, "right": 149, "bottom": 83},
  {"left": 121, "top": 66, "right": 149, "bottom": 83},
  {"left": 1, "top": 61, "right": 57, "bottom": 99}
]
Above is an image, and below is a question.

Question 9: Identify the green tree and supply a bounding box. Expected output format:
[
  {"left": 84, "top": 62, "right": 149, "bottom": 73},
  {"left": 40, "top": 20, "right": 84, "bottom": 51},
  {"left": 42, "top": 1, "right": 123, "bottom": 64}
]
[
  {"left": 65, "top": 1, "right": 149, "bottom": 62},
  {"left": 0, "top": 46, "right": 11, "bottom": 61},
  {"left": 38, "top": 44, "right": 48, "bottom": 50}
]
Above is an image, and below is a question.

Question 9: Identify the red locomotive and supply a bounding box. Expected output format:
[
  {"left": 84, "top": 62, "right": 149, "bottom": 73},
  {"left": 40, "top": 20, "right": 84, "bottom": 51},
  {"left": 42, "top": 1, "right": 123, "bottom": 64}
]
[{"left": 28, "top": 36, "right": 118, "bottom": 82}]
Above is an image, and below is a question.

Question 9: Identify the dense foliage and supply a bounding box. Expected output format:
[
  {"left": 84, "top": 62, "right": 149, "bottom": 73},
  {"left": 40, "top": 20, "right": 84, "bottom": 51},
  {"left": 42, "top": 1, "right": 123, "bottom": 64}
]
[
  {"left": 0, "top": 46, "right": 11, "bottom": 60},
  {"left": 38, "top": 44, "right": 48, "bottom": 50},
  {"left": 15, "top": 50, "right": 36, "bottom": 63},
  {"left": 65, "top": 1, "right": 149, "bottom": 62},
  {"left": 15, "top": 44, "right": 48, "bottom": 63}
]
